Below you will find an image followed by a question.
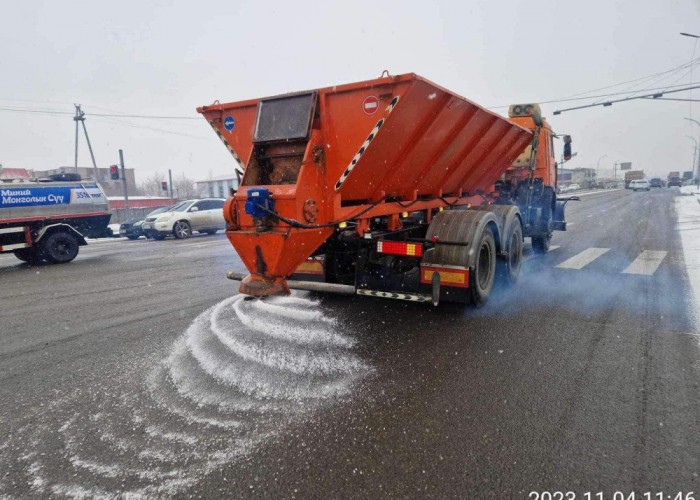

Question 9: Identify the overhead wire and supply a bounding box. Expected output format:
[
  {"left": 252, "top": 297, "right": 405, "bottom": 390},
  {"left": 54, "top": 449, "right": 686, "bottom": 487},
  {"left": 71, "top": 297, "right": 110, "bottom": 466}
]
[{"left": 488, "top": 57, "right": 700, "bottom": 109}]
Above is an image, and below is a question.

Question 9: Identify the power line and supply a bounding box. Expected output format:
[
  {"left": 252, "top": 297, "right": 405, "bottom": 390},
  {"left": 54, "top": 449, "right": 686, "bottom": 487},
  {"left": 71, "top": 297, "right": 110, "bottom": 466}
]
[
  {"left": 555, "top": 57, "right": 700, "bottom": 101},
  {"left": 0, "top": 106, "right": 199, "bottom": 119},
  {"left": 552, "top": 83, "right": 700, "bottom": 115},
  {"left": 90, "top": 116, "right": 209, "bottom": 140},
  {"left": 488, "top": 81, "right": 699, "bottom": 109}
]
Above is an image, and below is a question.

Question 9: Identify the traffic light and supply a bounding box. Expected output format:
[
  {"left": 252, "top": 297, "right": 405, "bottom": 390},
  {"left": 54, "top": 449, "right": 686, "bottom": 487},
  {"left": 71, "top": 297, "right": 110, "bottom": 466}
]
[
  {"left": 161, "top": 181, "right": 168, "bottom": 191},
  {"left": 109, "top": 165, "right": 119, "bottom": 180}
]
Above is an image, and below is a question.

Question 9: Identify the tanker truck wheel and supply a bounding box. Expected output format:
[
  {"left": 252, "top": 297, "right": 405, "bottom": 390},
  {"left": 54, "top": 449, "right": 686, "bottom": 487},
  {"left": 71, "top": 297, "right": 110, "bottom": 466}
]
[
  {"left": 14, "top": 247, "right": 41, "bottom": 265},
  {"left": 497, "top": 221, "right": 522, "bottom": 285},
  {"left": 41, "top": 231, "right": 79, "bottom": 264},
  {"left": 469, "top": 226, "right": 496, "bottom": 307}
]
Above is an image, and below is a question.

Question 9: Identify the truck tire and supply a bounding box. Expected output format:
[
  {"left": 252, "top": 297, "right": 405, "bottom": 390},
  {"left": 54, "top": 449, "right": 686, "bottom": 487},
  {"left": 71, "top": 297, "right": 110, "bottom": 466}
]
[
  {"left": 173, "top": 221, "right": 192, "bottom": 239},
  {"left": 531, "top": 186, "right": 554, "bottom": 254},
  {"left": 14, "top": 247, "right": 41, "bottom": 265},
  {"left": 497, "top": 220, "right": 522, "bottom": 284},
  {"left": 532, "top": 233, "right": 551, "bottom": 254},
  {"left": 469, "top": 226, "right": 496, "bottom": 307},
  {"left": 40, "top": 231, "right": 79, "bottom": 264}
]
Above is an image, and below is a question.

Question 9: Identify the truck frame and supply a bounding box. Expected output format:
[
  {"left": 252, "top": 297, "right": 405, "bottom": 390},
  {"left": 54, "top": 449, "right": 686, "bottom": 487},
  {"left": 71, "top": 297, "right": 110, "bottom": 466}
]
[{"left": 198, "top": 73, "right": 573, "bottom": 305}]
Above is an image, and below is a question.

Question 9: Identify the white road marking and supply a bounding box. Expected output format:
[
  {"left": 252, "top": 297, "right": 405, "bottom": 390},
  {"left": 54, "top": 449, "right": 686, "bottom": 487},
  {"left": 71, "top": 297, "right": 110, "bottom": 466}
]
[
  {"left": 622, "top": 250, "right": 668, "bottom": 275},
  {"left": 567, "top": 222, "right": 575, "bottom": 227},
  {"left": 549, "top": 245, "right": 561, "bottom": 251},
  {"left": 556, "top": 247, "right": 610, "bottom": 270}
]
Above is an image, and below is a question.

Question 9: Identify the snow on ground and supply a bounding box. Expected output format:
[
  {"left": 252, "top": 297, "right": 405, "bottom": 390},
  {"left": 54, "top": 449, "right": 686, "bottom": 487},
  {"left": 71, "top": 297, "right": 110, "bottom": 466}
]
[{"left": 676, "top": 186, "right": 700, "bottom": 328}]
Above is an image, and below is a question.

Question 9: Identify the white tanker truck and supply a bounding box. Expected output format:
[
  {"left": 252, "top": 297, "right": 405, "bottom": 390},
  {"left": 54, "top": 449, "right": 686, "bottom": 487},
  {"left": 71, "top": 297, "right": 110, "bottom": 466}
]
[{"left": 0, "top": 175, "right": 111, "bottom": 264}]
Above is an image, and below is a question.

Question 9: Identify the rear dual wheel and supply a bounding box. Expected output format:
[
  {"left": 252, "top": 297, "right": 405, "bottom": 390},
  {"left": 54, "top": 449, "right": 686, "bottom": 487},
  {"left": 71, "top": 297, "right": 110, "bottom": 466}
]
[
  {"left": 469, "top": 226, "right": 496, "bottom": 307},
  {"left": 497, "top": 221, "right": 523, "bottom": 285}
]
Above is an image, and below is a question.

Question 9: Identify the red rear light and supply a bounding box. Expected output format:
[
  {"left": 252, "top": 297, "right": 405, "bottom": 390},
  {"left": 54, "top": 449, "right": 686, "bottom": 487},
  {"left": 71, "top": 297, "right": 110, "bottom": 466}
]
[{"left": 376, "top": 240, "right": 423, "bottom": 257}]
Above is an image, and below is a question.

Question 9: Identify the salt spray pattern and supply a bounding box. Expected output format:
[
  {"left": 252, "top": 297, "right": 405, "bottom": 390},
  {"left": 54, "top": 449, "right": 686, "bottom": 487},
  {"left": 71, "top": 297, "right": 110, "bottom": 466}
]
[{"left": 1, "top": 294, "right": 370, "bottom": 498}]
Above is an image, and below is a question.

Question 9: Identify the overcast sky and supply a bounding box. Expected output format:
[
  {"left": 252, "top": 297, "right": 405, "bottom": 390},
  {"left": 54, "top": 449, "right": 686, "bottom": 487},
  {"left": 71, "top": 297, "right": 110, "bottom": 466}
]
[{"left": 3, "top": 0, "right": 700, "bottom": 183}]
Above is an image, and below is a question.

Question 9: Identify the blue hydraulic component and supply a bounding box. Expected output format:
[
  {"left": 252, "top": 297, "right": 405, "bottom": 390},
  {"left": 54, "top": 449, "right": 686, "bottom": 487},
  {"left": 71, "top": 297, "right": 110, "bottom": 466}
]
[{"left": 245, "top": 187, "right": 275, "bottom": 218}]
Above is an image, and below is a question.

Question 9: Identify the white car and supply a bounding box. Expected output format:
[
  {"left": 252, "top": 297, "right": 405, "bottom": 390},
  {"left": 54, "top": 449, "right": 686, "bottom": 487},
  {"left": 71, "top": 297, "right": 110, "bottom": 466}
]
[
  {"left": 629, "top": 179, "right": 650, "bottom": 192},
  {"left": 141, "top": 198, "right": 226, "bottom": 239}
]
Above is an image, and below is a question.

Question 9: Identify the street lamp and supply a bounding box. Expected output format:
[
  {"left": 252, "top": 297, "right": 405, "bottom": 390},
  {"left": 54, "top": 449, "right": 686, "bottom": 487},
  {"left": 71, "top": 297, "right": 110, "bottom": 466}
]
[
  {"left": 686, "top": 136, "right": 697, "bottom": 179},
  {"left": 686, "top": 118, "right": 700, "bottom": 182},
  {"left": 596, "top": 154, "right": 607, "bottom": 184}
]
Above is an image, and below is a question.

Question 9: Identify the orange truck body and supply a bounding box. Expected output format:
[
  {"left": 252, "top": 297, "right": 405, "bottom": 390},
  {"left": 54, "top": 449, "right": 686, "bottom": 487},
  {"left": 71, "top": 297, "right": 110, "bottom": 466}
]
[{"left": 198, "top": 73, "right": 566, "bottom": 302}]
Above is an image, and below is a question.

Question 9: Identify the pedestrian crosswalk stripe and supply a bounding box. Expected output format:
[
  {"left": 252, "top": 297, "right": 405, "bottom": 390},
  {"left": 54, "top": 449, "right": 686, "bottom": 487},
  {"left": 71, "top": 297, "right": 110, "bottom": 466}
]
[
  {"left": 622, "top": 250, "right": 668, "bottom": 275},
  {"left": 556, "top": 247, "right": 610, "bottom": 270}
]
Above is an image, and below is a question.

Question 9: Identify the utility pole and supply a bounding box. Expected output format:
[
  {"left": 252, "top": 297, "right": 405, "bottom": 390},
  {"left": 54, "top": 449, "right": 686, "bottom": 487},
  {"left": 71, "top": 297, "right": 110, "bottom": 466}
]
[
  {"left": 119, "top": 149, "right": 129, "bottom": 212},
  {"left": 596, "top": 154, "right": 607, "bottom": 186},
  {"left": 686, "top": 136, "right": 697, "bottom": 182},
  {"left": 685, "top": 118, "right": 700, "bottom": 183},
  {"left": 73, "top": 105, "right": 81, "bottom": 173},
  {"left": 168, "top": 169, "right": 174, "bottom": 200},
  {"left": 73, "top": 105, "right": 100, "bottom": 181}
]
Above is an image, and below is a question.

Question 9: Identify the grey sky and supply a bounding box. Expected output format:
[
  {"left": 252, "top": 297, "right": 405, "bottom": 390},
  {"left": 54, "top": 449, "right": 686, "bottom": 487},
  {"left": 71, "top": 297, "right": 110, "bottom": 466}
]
[{"left": 3, "top": 0, "right": 700, "bottom": 183}]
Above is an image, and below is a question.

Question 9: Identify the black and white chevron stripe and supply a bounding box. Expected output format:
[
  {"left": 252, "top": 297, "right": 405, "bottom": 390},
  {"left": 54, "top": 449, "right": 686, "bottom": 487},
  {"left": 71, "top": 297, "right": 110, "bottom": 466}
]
[
  {"left": 209, "top": 121, "right": 245, "bottom": 175},
  {"left": 356, "top": 288, "right": 431, "bottom": 303},
  {"left": 334, "top": 95, "right": 400, "bottom": 192}
]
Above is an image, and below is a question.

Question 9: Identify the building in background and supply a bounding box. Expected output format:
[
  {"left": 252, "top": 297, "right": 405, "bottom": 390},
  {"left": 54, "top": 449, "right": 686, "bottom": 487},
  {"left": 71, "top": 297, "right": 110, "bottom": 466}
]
[
  {"left": 30, "top": 166, "right": 137, "bottom": 197},
  {"left": 0, "top": 167, "right": 31, "bottom": 180},
  {"left": 195, "top": 174, "right": 239, "bottom": 199},
  {"left": 558, "top": 168, "right": 574, "bottom": 184},
  {"left": 106, "top": 196, "right": 175, "bottom": 210},
  {"left": 572, "top": 168, "right": 597, "bottom": 188}
]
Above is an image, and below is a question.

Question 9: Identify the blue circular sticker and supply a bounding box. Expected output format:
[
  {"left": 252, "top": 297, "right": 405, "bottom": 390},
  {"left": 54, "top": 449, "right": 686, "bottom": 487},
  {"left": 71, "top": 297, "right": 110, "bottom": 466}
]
[{"left": 224, "top": 115, "right": 235, "bottom": 132}]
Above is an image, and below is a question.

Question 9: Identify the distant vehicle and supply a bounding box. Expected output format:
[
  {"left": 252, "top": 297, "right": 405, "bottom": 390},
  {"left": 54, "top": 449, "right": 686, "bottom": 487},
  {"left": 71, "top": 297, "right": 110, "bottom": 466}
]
[
  {"left": 119, "top": 218, "right": 144, "bottom": 239},
  {"left": 624, "top": 170, "right": 645, "bottom": 189},
  {"left": 141, "top": 199, "right": 226, "bottom": 240},
  {"left": 119, "top": 206, "right": 172, "bottom": 240},
  {"left": 0, "top": 178, "right": 111, "bottom": 264},
  {"left": 667, "top": 176, "right": 683, "bottom": 187},
  {"left": 629, "top": 179, "right": 650, "bottom": 191},
  {"left": 649, "top": 177, "right": 663, "bottom": 188},
  {"left": 567, "top": 183, "right": 581, "bottom": 191}
]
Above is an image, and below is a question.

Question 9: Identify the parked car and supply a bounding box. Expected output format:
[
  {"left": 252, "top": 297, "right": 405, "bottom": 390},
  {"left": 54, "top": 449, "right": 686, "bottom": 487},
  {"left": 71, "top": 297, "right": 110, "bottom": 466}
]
[
  {"left": 119, "top": 206, "right": 173, "bottom": 240},
  {"left": 629, "top": 179, "right": 651, "bottom": 191},
  {"left": 119, "top": 218, "right": 145, "bottom": 240},
  {"left": 142, "top": 199, "right": 226, "bottom": 240}
]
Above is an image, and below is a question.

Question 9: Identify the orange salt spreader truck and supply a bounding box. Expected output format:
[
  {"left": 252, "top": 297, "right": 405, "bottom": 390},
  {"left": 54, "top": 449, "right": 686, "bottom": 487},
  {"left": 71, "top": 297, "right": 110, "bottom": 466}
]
[{"left": 197, "top": 73, "right": 575, "bottom": 306}]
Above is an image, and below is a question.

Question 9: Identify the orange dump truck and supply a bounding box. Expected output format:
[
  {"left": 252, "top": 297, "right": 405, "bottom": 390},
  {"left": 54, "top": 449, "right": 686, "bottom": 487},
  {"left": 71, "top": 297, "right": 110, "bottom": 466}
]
[{"left": 197, "top": 73, "right": 573, "bottom": 305}]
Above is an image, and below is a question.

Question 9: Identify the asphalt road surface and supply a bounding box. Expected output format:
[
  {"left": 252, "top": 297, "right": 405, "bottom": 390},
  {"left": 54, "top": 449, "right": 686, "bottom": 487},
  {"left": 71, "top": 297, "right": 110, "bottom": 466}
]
[{"left": 1, "top": 188, "right": 698, "bottom": 499}]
